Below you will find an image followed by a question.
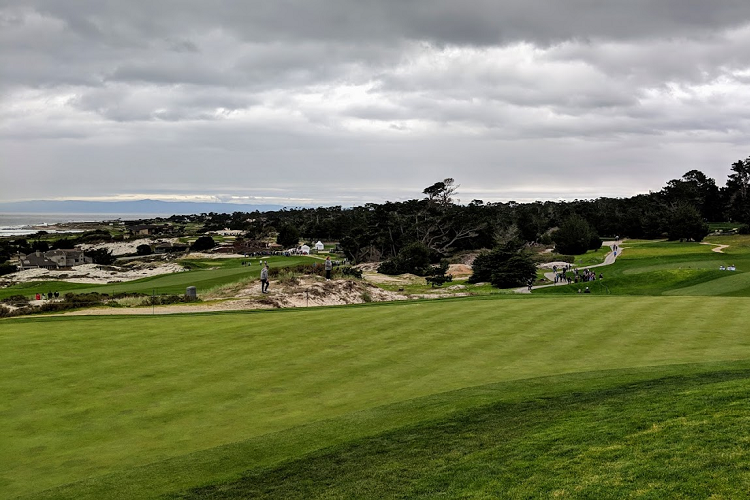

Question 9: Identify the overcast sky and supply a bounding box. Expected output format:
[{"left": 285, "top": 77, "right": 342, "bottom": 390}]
[{"left": 2, "top": 1, "right": 749, "bottom": 207}]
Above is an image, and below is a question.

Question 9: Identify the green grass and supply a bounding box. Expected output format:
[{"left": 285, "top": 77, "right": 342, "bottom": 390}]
[
  {"left": 708, "top": 221, "right": 741, "bottom": 231},
  {"left": 4, "top": 295, "right": 750, "bottom": 498},
  {"left": 535, "top": 238, "right": 750, "bottom": 296},
  {"left": 170, "top": 366, "right": 750, "bottom": 499},
  {"left": 6, "top": 238, "right": 750, "bottom": 498},
  {"left": 573, "top": 246, "right": 610, "bottom": 267}
]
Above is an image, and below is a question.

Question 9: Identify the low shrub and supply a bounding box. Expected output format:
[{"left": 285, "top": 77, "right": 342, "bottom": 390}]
[
  {"left": 338, "top": 266, "right": 363, "bottom": 279},
  {"left": 1, "top": 294, "right": 29, "bottom": 305},
  {"left": 148, "top": 294, "right": 200, "bottom": 305},
  {"left": 63, "top": 292, "right": 107, "bottom": 305},
  {"left": 269, "top": 262, "right": 358, "bottom": 280},
  {"left": 0, "top": 305, "right": 31, "bottom": 318}
]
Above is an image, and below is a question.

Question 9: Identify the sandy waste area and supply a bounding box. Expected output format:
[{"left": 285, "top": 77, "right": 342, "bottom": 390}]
[
  {"left": 78, "top": 238, "right": 178, "bottom": 256},
  {"left": 59, "top": 277, "right": 409, "bottom": 315},
  {"left": 2, "top": 262, "right": 187, "bottom": 285}
]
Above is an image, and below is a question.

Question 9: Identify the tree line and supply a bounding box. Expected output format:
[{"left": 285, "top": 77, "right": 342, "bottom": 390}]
[
  {"left": 192, "top": 157, "right": 749, "bottom": 258},
  {"left": 4, "top": 156, "right": 748, "bottom": 287}
]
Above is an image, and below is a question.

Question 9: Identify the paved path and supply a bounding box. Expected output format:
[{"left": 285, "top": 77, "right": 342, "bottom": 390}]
[
  {"left": 701, "top": 242, "right": 729, "bottom": 253},
  {"left": 515, "top": 240, "right": 624, "bottom": 294}
]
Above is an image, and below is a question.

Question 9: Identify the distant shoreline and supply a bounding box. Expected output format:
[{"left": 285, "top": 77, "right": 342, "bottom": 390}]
[{"left": 0, "top": 213, "right": 168, "bottom": 237}]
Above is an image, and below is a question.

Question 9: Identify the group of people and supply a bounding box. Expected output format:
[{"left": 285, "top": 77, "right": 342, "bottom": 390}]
[
  {"left": 35, "top": 291, "right": 59, "bottom": 300},
  {"left": 551, "top": 266, "right": 602, "bottom": 285}
]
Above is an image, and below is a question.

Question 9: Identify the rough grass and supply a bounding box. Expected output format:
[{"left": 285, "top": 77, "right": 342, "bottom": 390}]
[{"left": 4, "top": 295, "right": 750, "bottom": 498}]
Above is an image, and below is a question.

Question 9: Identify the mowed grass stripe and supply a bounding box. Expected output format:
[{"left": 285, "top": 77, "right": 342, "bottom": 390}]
[{"left": 2, "top": 296, "right": 750, "bottom": 498}]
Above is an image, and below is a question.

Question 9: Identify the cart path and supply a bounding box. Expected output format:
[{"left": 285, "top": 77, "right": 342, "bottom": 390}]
[
  {"left": 701, "top": 242, "right": 729, "bottom": 253},
  {"left": 515, "top": 240, "right": 624, "bottom": 294}
]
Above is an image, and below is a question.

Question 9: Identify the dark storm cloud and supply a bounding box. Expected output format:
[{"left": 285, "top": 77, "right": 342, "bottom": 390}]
[{"left": 11, "top": 0, "right": 750, "bottom": 44}]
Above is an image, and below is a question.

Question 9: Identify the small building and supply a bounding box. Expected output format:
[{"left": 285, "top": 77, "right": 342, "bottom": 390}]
[
  {"left": 18, "top": 251, "right": 59, "bottom": 270},
  {"left": 299, "top": 244, "right": 311, "bottom": 255},
  {"left": 18, "top": 249, "right": 92, "bottom": 270},
  {"left": 315, "top": 241, "right": 325, "bottom": 251},
  {"left": 45, "top": 249, "right": 90, "bottom": 267}
]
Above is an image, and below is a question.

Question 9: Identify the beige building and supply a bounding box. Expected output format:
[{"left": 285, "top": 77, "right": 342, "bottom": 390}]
[{"left": 18, "top": 249, "right": 92, "bottom": 270}]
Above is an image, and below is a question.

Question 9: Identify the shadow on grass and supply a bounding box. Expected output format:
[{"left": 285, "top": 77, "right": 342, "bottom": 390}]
[
  {"left": 166, "top": 365, "right": 750, "bottom": 499},
  {"left": 30, "top": 360, "right": 750, "bottom": 500}
]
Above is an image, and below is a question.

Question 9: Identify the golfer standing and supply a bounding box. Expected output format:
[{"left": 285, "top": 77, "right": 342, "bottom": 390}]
[
  {"left": 325, "top": 256, "right": 333, "bottom": 281},
  {"left": 260, "top": 263, "right": 269, "bottom": 293}
]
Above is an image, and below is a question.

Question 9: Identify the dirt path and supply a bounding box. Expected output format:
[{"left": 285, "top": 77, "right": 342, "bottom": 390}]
[
  {"left": 516, "top": 240, "right": 624, "bottom": 294},
  {"left": 701, "top": 242, "right": 729, "bottom": 253}
]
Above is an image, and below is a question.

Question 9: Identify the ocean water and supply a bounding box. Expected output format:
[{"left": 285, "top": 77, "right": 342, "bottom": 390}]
[{"left": 0, "top": 213, "right": 165, "bottom": 237}]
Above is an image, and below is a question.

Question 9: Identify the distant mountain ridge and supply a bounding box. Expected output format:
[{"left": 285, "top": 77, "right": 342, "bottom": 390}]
[{"left": 0, "top": 199, "right": 288, "bottom": 215}]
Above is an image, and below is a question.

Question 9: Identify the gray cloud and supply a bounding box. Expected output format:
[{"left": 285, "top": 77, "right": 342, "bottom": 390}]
[{"left": 2, "top": 1, "right": 750, "bottom": 205}]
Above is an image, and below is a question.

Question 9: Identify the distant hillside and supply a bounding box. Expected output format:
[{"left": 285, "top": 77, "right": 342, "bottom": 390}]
[{"left": 0, "top": 199, "right": 287, "bottom": 215}]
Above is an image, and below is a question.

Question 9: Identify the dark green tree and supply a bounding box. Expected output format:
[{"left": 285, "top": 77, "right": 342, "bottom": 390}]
[
  {"left": 667, "top": 204, "right": 709, "bottom": 241},
  {"left": 84, "top": 248, "right": 115, "bottom": 265},
  {"left": 490, "top": 254, "right": 538, "bottom": 289},
  {"left": 425, "top": 260, "right": 453, "bottom": 287},
  {"left": 468, "top": 242, "right": 536, "bottom": 288},
  {"left": 662, "top": 170, "right": 722, "bottom": 221},
  {"left": 276, "top": 225, "right": 300, "bottom": 249},
  {"left": 423, "top": 178, "right": 458, "bottom": 206},
  {"left": 378, "top": 242, "right": 432, "bottom": 276},
  {"left": 554, "top": 215, "right": 599, "bottom": 255},
  {"left": 31, "top": 240, "right": 49, "bottom": 252},
  {"left": 191, "top": 236, "right": 216, "bottom": 251},
  {"left": 136, "top": 244, "right": 153, "bottom": 256},
  {"left": 725, "top": 157, "right": 750, "bottom": 223},
  {"left": 0, "top": 263, "right": 17, "bottom": 276},
  {"left": 51, "top": 238, "right": 75, "bottom": 250}
]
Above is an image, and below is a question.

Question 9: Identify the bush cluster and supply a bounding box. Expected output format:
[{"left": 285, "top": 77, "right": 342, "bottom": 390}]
[
  {"left": 0, "top": 263, "right": 17, "bottom": 276},
  {"left": 553, "top": 216, "right": 602, "bottom": 255},
  {"left": 469, "top": 243, "right": 537, "bottom": 288},
  {"left": 1, "top": 294, "right": 29, "bottom": 305},
  {"left": 0, "top": 292, "right": 199, "bottom": 317},
  {"left": 425, "top": 261, "right": 453, "bottom": 287},
  {"left": 378, "top": 242, "right": 434, "bottom": 276}
]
